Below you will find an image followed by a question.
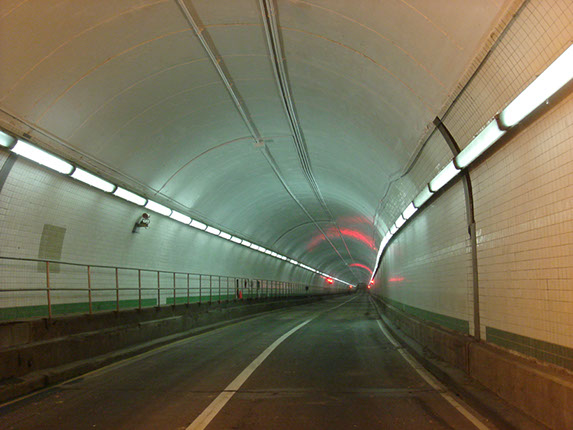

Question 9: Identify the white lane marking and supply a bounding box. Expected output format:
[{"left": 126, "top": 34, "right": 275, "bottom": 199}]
[
  {"left": 375, "top": 319, "right": 491, "bottom": 430},
  {"left": 187, "top": 295, "right": 357, "bottom": 430}
]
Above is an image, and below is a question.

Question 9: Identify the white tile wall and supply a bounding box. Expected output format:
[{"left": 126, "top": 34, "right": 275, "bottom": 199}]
[
  {"left": 473, "top": 92, "right": 573, "bottom": 346},
  {"left": 376, "top": 181, "right": 472, "bottom": 331},
  {"left": 0, "top": 155, "right": 323, "bottom": 308}
]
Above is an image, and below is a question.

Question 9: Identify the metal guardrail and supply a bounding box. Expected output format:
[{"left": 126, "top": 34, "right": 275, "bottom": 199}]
[{"left": 0, "top": 256, "right": 337, "bottom": 320}]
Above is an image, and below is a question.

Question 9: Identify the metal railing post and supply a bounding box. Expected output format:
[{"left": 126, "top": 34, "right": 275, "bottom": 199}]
[
  {"left": 46, "top": 261, "right": 52, "bottom": 319},
  {"left": 209, "top": 275, "right": 212, "bottom": 303},
  {"left": 187, "top": 273, "right": 190, "bottom": 305},
  {"left": 138, "top": 269, "right": 142, "bottom": 310},
  {"left": 226, "top": 277, "right": 230, "bottom": 302},
  {"left": 173, "top": 272, "right": 176, "bottom": 307},
  {"left": 218, "top": 276, "right": 221, "bottom": 303},
  {"left": 87, "top": 266, "right": 92, "bottom": 315},
  {"left": 115, "top": 267, "right": 120, "bottom": 312},
  {"left": 199, "top": 274, "right": 202, "bottom": 304},
  {"left": 157, "top": 271, "right": 161, "bottom": 307}
]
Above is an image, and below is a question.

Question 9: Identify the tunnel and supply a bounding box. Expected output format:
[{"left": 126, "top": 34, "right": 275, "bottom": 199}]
[{"left": 0, "top": 0, "right": 572, "bottom": 428}]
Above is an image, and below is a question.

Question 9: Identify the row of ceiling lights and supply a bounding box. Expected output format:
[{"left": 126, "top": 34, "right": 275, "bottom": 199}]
[
  {"left": 370, "top": 42, "right": 573, "bottom": 282},
  {"left": 0, "top": 131, "right": 353, "bottom": 287}
]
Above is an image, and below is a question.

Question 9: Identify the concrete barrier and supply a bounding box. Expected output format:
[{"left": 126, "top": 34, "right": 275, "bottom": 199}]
[
  {"left": 0, "top": 295, "right": 339, "bottom": 402},
  {"left": 371, "top": 294, "right": 573, "bottom": 429}
]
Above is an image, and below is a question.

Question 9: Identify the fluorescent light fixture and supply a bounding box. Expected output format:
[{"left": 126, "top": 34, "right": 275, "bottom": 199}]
[
  {"left": 145, "top": 200, "right": 172, "bottom": 217},
  {"left": 455, "top": 120, "right": 506, "bottom": 168},
  {"left": 395, "top": 215, "right": 406, "bottom": 229},
  {"left": 250, "top": 244, "right": 260, "bottom": 251},
  {"left": 500, "top": 43, "right": 573, "bottom": 128},
  {"left": 231, "top": 236, "right": 242, "bottom": 244},
  {"left": 0, "top": 131, "right": 15, "bottom": 148},
  {"left": 241, "top": 240, "right": 252, "bottom": 247},
  {"left": 170, "top": 211, "right": 191, "bottom": 224},
  {"left": 390, "top": 224, "right": 398, "bottom": 235},
  {"left": 402, "top": 203, "right": 417, "bottom": 220},
  {"left": 12, "top": 140, "right": 73, "bottom": 174},
  {"left": 113, "top": 187, "right": 147, "bottom": 206},
  {"left": 289, "top": 259, "right": 299, "bottom": 265},
  {"left": 413, "top": 185, "right": 433, "bottom": 208},
  {"left": 71, "top": 168, "right": 115, "bottom": 192},
  {"left": 219, "top": 231, "right": 232, "bottom": 240},
  {"left": 271, "top": 252, "right": 278, "bottom": 257},
  {"left": 258, "top": 246, "right": 267, "bottom": 253},
  {"left": 206, "top": 226, "right": 220, "bottom": 236},
  {"left": 265, "top": 250, "right": 272, "bottom": 255},
  {"left": 190, "top": 220, "right": 207, "bottom": 230},
  {"left": 429, "top": 160, "right": 460, "bottom": 193}
]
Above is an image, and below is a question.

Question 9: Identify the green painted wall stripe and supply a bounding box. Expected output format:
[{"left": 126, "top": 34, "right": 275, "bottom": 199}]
[
  {"left": 486, "top": 326, "right": 573, "bottom": 371},
  {"left": 0, "top": 299, "right": 157, "bottom": 320},
  {"left": 384, "top": 297, "right": 470, "bottom": 334}
]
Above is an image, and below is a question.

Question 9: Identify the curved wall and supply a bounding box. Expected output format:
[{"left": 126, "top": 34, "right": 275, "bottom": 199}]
[{"left": 373, "top": 0, "right": 573, "bottom": 369}]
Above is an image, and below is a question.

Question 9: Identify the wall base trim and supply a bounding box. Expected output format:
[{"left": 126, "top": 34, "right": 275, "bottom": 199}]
[{"left": 371, "top": 294, "right": 573, "bottom": 429}]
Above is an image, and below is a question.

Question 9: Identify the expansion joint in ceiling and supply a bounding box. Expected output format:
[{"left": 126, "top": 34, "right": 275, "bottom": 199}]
[
  {"left": 259, "top": 0, "right": 358, "bottom": 276},
  {"left": 176, "top": 0, "right": 357, "bottom": 281}
]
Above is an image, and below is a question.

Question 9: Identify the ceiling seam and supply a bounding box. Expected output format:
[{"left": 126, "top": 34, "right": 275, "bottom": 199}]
[
  {"left": 258, "top": 0, "right": 360, "bottom": 279},
  {"left": 175, "top": 0, "right": 357, "bottom": 281}
]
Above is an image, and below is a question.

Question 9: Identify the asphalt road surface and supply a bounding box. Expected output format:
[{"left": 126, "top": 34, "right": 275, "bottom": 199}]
[{"left": 0, "top": 294, "right": 493, "bottom": 429}]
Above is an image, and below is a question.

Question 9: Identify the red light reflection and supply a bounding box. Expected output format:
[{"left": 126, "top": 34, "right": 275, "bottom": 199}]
[
  {"left": 349, "top": 263, "right": 373, "bottom": 275},
  {"left": 326, "top": 278, "right": 334, "bottom": 284},
  {"left": 388, "top": 276, "right": 405, "bottom": 283},
  {"left": 307, "top": 227, "right": 376, "bottom": 251}
]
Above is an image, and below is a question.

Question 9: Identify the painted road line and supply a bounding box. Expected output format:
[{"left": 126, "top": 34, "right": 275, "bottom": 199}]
[
  {"left": 375, "top": 319, "right": 491, "bottom": 430},
  {"left": 186, "top": 319, "right": 312, "bottom": 430},
  {"left": 187, "top": 294, "right": 357, "bottom": 430},
  {"left": 0, "top": 301, "right": 325, "bottom": 409}
]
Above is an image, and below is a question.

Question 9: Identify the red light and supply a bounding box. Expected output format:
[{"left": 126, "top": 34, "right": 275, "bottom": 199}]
[
  {"left": 326, "top": 278, "right": 334, "bottom": 284},
  {"left": 369, "top": 280, "right": 374, "bottom": 285},
  {"left": 367, "top": 285, "right": 371, "bottom": 289}
]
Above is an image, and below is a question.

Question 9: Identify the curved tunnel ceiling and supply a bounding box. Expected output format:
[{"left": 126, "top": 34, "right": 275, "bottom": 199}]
[{"left": 0, "top": 0, "right": 512, "bottom": 284}]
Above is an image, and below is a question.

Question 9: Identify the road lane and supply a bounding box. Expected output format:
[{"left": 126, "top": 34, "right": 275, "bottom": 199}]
[
  {"left": 205, "top": 294, "right": 487, "bottom": 429},
  {"left": 0, "top": 294, "right": 491, "bottom": 429}
]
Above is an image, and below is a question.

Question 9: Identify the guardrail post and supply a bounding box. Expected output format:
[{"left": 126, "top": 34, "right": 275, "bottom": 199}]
[
  {"left": 138, "top": 269, "right": 142, "bottom": 310},
  {"left": 187, "top": 273, "right": 190, "bottom": 305},
  {"left": 218, "top": 276, "right": 221, "bottom": 303},
  {"left": 115, "top": 267, "right": 119, "bottom": 312},
  {"left": 199, "top": 274, "right": 202, "bottom": 304},
  {"left": 157, "top": 271, "right": 161, "bottom": 308},
  {"left": 87, "top": 266, "right": 92, "bottom": 315},
  {"left": 46, "top": 261, "right": 52, "bottom": 320},
  {"left": 209, "top": 275, "right": 212, "bottom": 304},
  {"left": 173, "top": 272, "right": 176, "bottom": 307},
  {"left": 226, "top": 277, "right": 230, "bottom": 302}
]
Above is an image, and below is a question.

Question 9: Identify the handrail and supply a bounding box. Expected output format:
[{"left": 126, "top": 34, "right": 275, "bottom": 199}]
[{"left": 0, "top": 255, "right": 341, "bottom": 321}]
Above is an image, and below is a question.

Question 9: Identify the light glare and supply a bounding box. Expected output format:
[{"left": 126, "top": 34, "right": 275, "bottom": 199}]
[
  {"left": 145, "top": 200, "right": 172, "bottom": 217},
  {"left": 12, "top": 140, "right": 73, "bottom": 174},
  {"left": 190, "top": 220, "right": 207, "bottom": 230},
  {"left": 113, "top": 187, "right": 147, "bottom": 206},
  {"left": 71, "top": 168, "right": 115, "bottom": 192},
  {"left": 455, "top": 120, "right": 505, "bottom": 168},
  {"left": 413, "top": 186, "right": 433, "bottom": 208},
  {"left": 206, "top": 226, "right": 220, "bottom": 235},
  {"left": 429, "top": 161, "right": 460, "bottom": 192},
  {"left": 170, "top": 211, "right": 191, "bottom": 224},
  {"left": 219, "top": 232, "right": 232, "bottom": 240},
  {"left": 500, "top": 44, "right": 573, "bottom": 127},
  {"left": 0, "top": 131, "right": 15, "bottom": 148},
  {"left": 402, "top": 203, "right": 417, "bottom": 220}
]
